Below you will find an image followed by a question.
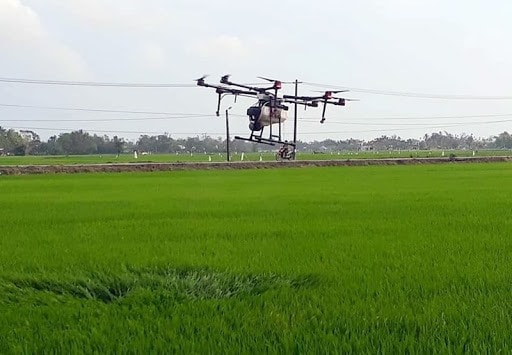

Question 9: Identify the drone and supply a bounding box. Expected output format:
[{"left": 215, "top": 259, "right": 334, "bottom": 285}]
[{"left": 195, "top": 75, "right": 357, "bottom": 159}]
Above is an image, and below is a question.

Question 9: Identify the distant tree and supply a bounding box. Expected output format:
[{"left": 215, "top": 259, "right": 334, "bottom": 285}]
[
  {"left": 5, "top": 127, "right": 512, "bottom": 156},
  {"left": 0, "top": 126, "right": 25, "bottom": 155},
  {"left": 38, "top": 135, "right": 62, "bottom": 155},
  {"left": 113, "top": 136, "right": 125, "bottom": 155},
  {"left": 57, "top": 130, "right": 97, "bottom": 155},
  {"left": 19, "top": 130, "right": 41, "bottom": 155},
  {"left": 494, "top": 132, "right": 512, "bottom": 149}
]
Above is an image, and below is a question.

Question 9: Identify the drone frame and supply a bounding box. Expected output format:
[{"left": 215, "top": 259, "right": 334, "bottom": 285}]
[{"left": 196, "top": 75, "right": 355, "bottom": 159}]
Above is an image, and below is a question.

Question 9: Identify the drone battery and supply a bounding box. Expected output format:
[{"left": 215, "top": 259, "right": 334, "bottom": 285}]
[
  {"left": 249, "top": 121, "right": 263, "bottom": 131},
  {"left": 247, "top": 106, "right": 261, "bottom": 120}
]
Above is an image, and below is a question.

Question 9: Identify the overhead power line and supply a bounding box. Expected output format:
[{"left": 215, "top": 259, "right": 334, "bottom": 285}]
[
  {"left": 310, "top": 113, "right": 512, "bottom": 121},
  {"left": 3, "top": 102, "right": 512, "bottom": 122},
  {"left": 303, "top": 82, "right": 512, "bottom": 100},
  {"left": 3, "top": 76, "right": 512, "bottom": 100},
  {"left": 300, "top": 117, "right": 512, "bottom": 126},
  {"left": 4, "top": 115, "right": 509, "bottom": 126},
  {"left": 0, "top": 103, "right": 206, "bottom": 116},
  {"left": 7, "top": 117, "right": 511, "bottom": 137},
  {"left": 300, "top": 121, "right": 512, "bottom": 135},
  {"left": 7, "top": 126, "right": 245, "bottom": 136},
  {"left": 0, "top": 77, "right": 290, "bottom": 88},
  {"left": 0, "top": 115, "right": 216, "bottom": 123},
  {"left": 0, "top": 77, "right": 195, "bottom": 88}
]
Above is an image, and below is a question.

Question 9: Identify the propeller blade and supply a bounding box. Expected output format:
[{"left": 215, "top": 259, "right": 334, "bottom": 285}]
[
  {"left": 257, "top": 76, "right": 295, "bottom": 84},
  {"left": 256, "top": 76, "right": 283, "bottom": 90},
  {"left": 312, "top": 90, "right": 350, "bottom": 94},
  {"left": 194, "top": 75, "right": 209, "bottom": 82},
  {"left": 257, "top": 76, "right": 275, "bottom": 82},
  {"left": 220, "top": 74, "right": 231, "bottom": 84}
]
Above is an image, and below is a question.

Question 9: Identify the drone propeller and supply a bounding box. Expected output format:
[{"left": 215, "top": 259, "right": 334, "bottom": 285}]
[
  {"left": 257, "top": 76, "right": 279, "bottom": 83},
  {"left": 220, "top": 74, "right": 231, "bottom": 84},
  {"left": 194, "top": 75, "right": 209, "bottom": 82},
  {"left": 313, "top": 90, "right": 350, "bottom": 94},
  {"left": 256, "top": 76, "right": 284, "bottom": 90},
  {"left": 258, "top": 76, "right": 296, "bottom": 85}
]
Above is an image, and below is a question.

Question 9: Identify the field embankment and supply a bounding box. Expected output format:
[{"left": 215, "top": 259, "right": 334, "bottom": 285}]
[{"left": 1, "top": 156, "right": 511, "bottom": 175}]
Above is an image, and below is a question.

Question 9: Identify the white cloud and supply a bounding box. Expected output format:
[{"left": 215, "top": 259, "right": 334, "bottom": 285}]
[
  {"left": 189, "top": 35, "right": 250, "bottom": 60},
  {"left": 371, "top": 0, "right": 447, "bottom": 19},
  {"left": 139, "top": 43, "right": 167, "bottom": 70},
  {"left": 42, "top": 0, "right": 173, "bottom": 32},
  {"left": 0, "top": 0, "right": 43, "bottom": 42},
  {"left": 0, "top": 0, "right": 89, "bottom": 78}
]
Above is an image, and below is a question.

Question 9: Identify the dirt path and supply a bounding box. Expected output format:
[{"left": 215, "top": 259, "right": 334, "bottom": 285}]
[{"left": 0, "top": 156, "right": 510, "bottom": 175}]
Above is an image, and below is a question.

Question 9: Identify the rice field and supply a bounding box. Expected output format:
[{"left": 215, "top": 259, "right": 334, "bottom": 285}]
[{"left": 1, "top": 163, "right": 512, "bottom": 352}]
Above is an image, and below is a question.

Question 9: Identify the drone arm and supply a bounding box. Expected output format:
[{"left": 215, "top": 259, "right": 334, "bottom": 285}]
[
  {"left": 221, "top": 78, "right": 265, "bottom": 93},
  {"left": 283, "top": 99, "right": 317, "bottom": 107},
  {"left": 283, "top": 94, "right": 321, "bottom": 101},
  {"left": 198, "top": 81, "right": 222, "bottom": 90},
  {"left": 221, "top": 76, "right": 279, "bottom": 95},
  {"left": 197, "top": 80, "right": 254, "bottom": 96}
]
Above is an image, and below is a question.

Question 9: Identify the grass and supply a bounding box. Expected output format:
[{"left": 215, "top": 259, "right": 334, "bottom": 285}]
[
  {"left": 1, "top": 163, "right": 512, "bottom": 352},
  {"left": 0, "top": 149, "right": 510, "bottom": 165}
]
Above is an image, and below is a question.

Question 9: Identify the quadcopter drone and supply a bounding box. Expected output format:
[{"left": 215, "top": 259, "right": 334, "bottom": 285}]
[{"left": 195, "top": 75, "right": 357, "bottom": 158}]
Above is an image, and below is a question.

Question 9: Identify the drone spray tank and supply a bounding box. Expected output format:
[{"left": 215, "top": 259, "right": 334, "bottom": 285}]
[{"left": 247, "top": 93, "right": 289, "bottom": 131}]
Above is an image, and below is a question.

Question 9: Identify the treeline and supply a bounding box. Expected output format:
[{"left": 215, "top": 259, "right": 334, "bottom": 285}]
[
  {"left": 0, "top": 128, "right": 125, "bottom": 156},
  {"left": 2, "top": 126, "right": 512, "bottom": 156}
]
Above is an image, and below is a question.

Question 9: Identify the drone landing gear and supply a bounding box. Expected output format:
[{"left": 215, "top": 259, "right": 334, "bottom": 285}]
[
  {"left": 235, "top": 126, "right": 291, "bottom": 146},
  {"left": 235, "top": 126, "right": 296, "bottom": 160}
]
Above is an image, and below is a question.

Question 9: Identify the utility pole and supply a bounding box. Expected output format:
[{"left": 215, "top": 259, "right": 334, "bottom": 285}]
[
  {"left": 293, "top": 79, "right": 299, "bottom": 160},
  {"left": 225, "top": 107, "right": 232, "bottom": 162}
]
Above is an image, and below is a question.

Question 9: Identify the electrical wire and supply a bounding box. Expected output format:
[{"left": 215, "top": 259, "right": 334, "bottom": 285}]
[
  {"left": 4, "top": 75, "right": 512, "bottom": 99},
  {"left": 7, "top": 126, "right": 248, "bottom": 136},
  {"left": 5, "top": 102, "right": 512, "bottom": 122},
  {"left": 303, "top": 82, "right": 512, "bottom": 100},
  {"left": 0, "top": 103, "right": 209, "bottom": 116},
  {"left": 7, "top": 116, "right": 509, "bottom": 137},
  {"left": 0, "top": 114, "right": 217, "bottom": 122},
  {"left": 0, "top": 77, "right": 293, "bottom": 88},
  {"left": 299, "top": 121, "right": 507, "bottom": 135},
  {"left": 0, "top": 77, "right": 195, "bottom": 88},
  {"left": 300, "top": 112, "right": 512, "bottom": 121},
  {"left": 300, "top": 118, "right": 512, "bottom": 126}
]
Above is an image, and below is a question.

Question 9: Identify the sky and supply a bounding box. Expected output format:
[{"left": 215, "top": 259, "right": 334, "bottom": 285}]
[{"left": 1, "top": 0, "right": 512, "bottom": 142}]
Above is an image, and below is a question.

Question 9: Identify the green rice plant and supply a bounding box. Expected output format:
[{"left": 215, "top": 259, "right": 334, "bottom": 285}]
[{"left": 1, "top": 163, "right": 512, "bottom": 352}]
